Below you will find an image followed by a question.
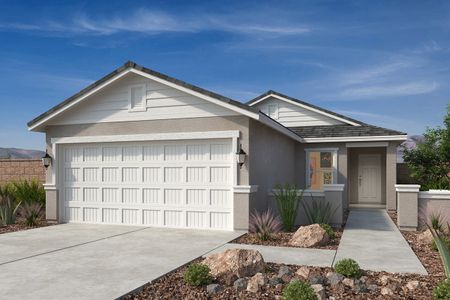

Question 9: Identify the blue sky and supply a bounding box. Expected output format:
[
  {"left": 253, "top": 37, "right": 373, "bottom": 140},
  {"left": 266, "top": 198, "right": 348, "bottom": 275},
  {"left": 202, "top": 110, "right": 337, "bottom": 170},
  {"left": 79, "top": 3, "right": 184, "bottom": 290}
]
[{"left": 0, "top": 0, "right": 449, "bottom": 150}]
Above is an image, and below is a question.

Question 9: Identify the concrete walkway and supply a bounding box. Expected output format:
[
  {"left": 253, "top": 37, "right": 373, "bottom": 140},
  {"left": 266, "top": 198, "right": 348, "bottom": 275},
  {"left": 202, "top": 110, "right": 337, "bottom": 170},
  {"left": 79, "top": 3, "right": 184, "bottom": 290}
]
[
  {"left": 212, "top": 209, "right": 427, "bottom": 275},
  {"left": 0, "top": 224, "right": 243, "bottom": 300},
  {"left": 334, "top": 209, "right": 427, "bottom": 274}
]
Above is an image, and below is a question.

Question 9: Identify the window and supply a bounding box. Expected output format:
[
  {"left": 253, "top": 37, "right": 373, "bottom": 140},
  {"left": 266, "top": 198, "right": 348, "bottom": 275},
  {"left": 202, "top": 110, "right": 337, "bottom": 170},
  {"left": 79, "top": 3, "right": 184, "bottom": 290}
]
[
  {"left": 128, "top": 84, "right": 146, "bottom": 112},
  {"left": 305, "top": 148, "right": 338, "bottom": 190}
]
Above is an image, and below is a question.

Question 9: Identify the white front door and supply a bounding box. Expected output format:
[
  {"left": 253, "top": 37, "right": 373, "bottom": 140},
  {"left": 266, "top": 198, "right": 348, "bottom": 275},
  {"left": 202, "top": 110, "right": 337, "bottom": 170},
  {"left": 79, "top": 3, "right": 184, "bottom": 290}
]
[
  {"left": 59, "top": 139, "right": 234, "bottom": 230},
  {"left": 358, "top": 154, "right": 381, "bottom": 204}
]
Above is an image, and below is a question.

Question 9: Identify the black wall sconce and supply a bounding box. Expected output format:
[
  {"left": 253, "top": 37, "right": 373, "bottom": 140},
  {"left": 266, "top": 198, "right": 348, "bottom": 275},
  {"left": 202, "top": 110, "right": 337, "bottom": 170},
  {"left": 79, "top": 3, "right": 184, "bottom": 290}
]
[{"left": 236, "top": 144, "right": 247, "bottom": 168}]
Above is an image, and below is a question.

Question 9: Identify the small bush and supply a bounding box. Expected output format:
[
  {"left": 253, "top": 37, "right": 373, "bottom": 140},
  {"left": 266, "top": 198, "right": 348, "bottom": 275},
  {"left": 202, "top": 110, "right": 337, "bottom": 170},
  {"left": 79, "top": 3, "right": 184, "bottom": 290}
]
[
  {"left": 320, "top": 223, "right": 335, "bottom": 240},
  {"left": 249, "top": 209, "right": 283, "bottom": 241},
  {"left": 334, "top": 258, "right": 361, "bottom": 278},
  {"left": 274, "top": 184, "right": 302, "bottom": 232},
  {"left": 12, "top": 180, "right": 45, "bottom": 206},
  {"left": 434, "top": 278, "right": 450, "bottom": 300},
  {"left": 183, "top": 263, "right": 211, "bottom": 286},
  {"left": 282, "top": 280, "right": 318, "bottom": 300},
  {"left": 20, "top": 203, "right": 43, "bottom": 227}
]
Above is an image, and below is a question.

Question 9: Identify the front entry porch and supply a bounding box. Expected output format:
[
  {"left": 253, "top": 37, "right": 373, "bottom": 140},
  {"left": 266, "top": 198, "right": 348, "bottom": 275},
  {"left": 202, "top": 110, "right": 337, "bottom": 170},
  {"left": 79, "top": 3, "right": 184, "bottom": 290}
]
[{"left": 348, "top": 146, "right": 387, "bottom": 208}]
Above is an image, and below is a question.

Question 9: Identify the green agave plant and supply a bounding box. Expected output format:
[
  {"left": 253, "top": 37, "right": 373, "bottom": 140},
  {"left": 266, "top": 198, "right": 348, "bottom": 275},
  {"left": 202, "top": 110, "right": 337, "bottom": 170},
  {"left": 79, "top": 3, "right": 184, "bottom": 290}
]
[
  {"left": 0, "top": 185, "right": 22, "bottom": 226},
  {"left": 427, "top": 222, "right": 450, "bottom": 278}
]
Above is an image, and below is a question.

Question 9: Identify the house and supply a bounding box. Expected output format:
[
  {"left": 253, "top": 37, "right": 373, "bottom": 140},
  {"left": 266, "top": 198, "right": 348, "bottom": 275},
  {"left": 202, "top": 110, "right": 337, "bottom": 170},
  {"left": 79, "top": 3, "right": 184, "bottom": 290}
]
[{"left": 28, "top": 61, "right": 407, "bottom": 230}]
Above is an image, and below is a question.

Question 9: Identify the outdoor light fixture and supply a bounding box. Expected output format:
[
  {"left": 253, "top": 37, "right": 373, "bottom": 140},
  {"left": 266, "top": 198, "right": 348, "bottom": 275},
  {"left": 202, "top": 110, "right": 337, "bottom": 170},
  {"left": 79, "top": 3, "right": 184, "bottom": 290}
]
[
  {"left": 42, "top": 151, "right": 52, "bottom": 169},
  {"left": 236, "top": 144, "right": 247, "bottom": 168}
]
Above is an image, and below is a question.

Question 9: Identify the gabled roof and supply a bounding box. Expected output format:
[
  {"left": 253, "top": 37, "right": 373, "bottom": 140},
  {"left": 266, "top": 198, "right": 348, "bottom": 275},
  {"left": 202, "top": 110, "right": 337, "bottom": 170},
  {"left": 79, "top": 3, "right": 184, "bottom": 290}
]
[
  {"left": 247, "top": 90, "right": 363, "bottom": 126},
  {"left": 290, "top": 124, "right": 406, "bottom": 141},
  {"left": 27, "top": 61, "right": 303, "bottom": 143},
  {"left": 28, "top": 61, "right": 260, "bottom": 130}
]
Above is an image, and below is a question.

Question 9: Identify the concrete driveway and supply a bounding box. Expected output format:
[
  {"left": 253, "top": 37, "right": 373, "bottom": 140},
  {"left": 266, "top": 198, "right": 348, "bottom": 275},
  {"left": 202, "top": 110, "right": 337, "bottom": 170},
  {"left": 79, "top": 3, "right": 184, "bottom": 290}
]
[{"left": 0, "top": 224, "right": 243, "bottom": 300}]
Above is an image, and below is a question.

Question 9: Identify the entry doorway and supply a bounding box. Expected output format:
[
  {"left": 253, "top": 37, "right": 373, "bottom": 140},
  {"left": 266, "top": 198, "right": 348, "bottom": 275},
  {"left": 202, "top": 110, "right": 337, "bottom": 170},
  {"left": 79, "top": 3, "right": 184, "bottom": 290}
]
[{"left": 358, "top": 154, "right": 382, "bottom": 204}]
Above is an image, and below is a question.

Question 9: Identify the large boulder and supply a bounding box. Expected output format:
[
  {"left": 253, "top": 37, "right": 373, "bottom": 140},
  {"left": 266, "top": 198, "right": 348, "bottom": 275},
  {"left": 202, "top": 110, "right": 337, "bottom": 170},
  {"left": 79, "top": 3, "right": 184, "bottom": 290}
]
[
  {"left": 289, "top": 224, "right": 329, "bottom": 247},
  {"left": 202, "top": 249, "right": 265, "bottom": 278}
]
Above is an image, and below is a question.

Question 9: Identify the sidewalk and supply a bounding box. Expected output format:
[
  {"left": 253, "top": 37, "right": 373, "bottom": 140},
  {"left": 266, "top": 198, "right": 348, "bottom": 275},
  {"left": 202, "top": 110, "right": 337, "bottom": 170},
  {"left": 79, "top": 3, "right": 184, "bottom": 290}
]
[{"left": 206, "top": 209, "right": 427, "bottom": 275}]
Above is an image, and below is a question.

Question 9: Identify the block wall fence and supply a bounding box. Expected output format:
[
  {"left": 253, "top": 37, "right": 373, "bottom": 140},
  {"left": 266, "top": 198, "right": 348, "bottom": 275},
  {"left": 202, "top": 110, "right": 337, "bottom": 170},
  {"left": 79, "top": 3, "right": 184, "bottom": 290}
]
[{"left": 0, "top": 159, "right": 45, "bottom": 185}]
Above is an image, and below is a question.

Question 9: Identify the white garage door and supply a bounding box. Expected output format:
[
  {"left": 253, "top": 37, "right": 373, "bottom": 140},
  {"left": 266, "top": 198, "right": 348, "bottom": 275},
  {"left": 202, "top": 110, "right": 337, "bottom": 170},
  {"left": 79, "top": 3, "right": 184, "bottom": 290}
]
[{"left": 60, "top": 139, "right": 234, "bottom": 230}]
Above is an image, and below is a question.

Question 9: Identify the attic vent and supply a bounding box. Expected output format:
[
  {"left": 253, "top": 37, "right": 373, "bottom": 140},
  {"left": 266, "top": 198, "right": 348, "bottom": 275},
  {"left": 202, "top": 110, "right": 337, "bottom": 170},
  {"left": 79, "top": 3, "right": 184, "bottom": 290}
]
[{"left": 128, "top": 84, "right": 146, "bottom": 112}]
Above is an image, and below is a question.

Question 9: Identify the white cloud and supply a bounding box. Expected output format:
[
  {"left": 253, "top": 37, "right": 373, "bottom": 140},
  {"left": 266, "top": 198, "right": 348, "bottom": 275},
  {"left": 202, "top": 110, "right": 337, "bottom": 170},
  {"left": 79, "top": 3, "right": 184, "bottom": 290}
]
[
  {"left": 0, "top": 9, "right": 311, "bottom": 37},
  {"left": 337, "top": 61, "right": 412, "bottom": 86},
  {"left": 339, "top": 81, "right": 438, "bottom": 98}
]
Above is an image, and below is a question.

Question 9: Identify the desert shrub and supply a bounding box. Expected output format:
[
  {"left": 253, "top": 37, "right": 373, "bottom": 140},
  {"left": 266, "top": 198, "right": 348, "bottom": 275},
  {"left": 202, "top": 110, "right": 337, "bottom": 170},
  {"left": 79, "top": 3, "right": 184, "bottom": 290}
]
[
  {"left": 302, "top": 195, "right": 338, "bottom": 225},
  {"left": 274, "top": 184, "right": 302, "bottom": 232},
  {"left": 0, "top": 184, "right": 21, "bottom": 226},
  {"left": 282, "top": 280, "right": 317, "bottom": 300},
  {"left": 434, "top": 278, "right": 450, "bottom": 300},
  {"left": 12, "top": 180, "right": 45, "bottom": 206},
  {"left": 183, "top": 263, "right": 211, "bottom": 286},
  {"left": 334, "top": 259, "right": 361, "bottom": 278},
  {"left": 20, "top": 203, "right": 43, "bottom": 227},
  {"left": 320, "top": 223, "right": 335, "bottom": 240},
  {"left": 249, "top": 209, "right": 283, "bottom": 241},
  {"left": 402, "top": 105, "right": 450, "bottom": 191}
]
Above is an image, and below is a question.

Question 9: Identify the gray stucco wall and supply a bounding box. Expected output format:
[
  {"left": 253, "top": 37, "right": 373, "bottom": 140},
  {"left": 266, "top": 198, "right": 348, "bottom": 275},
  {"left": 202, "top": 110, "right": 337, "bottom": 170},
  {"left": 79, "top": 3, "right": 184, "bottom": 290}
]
[{"left": 248, "top": 119, "right": 296, "bottom": 212}]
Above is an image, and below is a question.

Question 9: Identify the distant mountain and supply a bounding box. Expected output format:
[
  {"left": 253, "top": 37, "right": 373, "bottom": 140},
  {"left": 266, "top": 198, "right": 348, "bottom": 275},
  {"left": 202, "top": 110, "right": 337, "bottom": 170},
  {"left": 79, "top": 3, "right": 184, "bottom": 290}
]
[
  {"left": 397, "top": 135, "right": 424, "bottom": 163},
  {"left": 0, "top": 148, "right": 45, "bottom": 159}
]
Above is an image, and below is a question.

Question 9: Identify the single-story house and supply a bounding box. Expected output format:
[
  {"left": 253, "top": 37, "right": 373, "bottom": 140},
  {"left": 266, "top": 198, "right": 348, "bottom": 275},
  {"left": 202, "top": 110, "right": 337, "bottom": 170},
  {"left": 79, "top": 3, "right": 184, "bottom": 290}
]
[{"left": 28, "top": 61, "right": 407, "bottom": 230}]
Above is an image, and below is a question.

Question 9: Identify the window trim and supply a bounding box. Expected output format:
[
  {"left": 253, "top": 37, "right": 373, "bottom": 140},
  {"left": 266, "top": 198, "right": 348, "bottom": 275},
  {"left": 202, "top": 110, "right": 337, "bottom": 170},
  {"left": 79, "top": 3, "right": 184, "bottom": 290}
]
[
  {"left": 305, "top": 148, "right": 338, "bottom": 191},
  {"left": 128, "top": 84, "right": 147, "bottom": 112}
]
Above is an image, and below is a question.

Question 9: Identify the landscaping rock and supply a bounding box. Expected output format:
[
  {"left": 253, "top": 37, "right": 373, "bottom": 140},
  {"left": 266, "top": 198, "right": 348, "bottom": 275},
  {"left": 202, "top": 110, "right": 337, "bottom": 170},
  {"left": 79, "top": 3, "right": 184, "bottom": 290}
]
[
  {"left": 406, "top": 280, "right": 420, "bottom": 291},
  {"left": 380, "top": 275, "right": 390, "bottom": 285},
  {"left": 223, "top": 273, "right": 238, "bottom": 286},
  {"left": 326, "top": 272, "right": 344, "bottom": 287},
  {"left": 417, "top": 230, "right": 433, "bottom": 245},
  {"left": 233, "top": 278, "right": 247, "bottom": 291},
  {"left": 280, "top": 274, "right": 292, "bottom": 283},
  {"left": 202, "top": 249, "right": 265, "bottom": 278},
  {"left": 381, "top": 287, "right": 394, "bottom": 296},
  {"left": 296, "top": 266, "right": 310, "bottom": 279},
  {"left": 275, "top": 283, "right": 283, "bottom": 292},
  {"left": 367, "top": 284, "right": 379, "bottom": 292},
  {"left": 289, "top": 224, "right": 330, "bottom": 247},
  {"left": 247, "top": 273, "right": 267, "bottom": 293},
  {"left": 353, "top": 280, "right": 367, "bottom": 293},
  {"left": 342, "top": 278, "right": 355, "bottom": 288},
  {"left": 269, "top": 276, "right": 282, "bottom": 286},
  {"left": 359, "top": 276, "right": 368, "bottom": 283},
  {"left": 207, "top": 284, "right": 222, "bottom": 295},
  {"left": 278, "top": 265, "right": 292, "bottom": 277},
  {"left": 309, "top": 275, "right": 325, "bottom": 285},
  {"left": 312, "top": 284, "right": 326, "bottom": 300}
]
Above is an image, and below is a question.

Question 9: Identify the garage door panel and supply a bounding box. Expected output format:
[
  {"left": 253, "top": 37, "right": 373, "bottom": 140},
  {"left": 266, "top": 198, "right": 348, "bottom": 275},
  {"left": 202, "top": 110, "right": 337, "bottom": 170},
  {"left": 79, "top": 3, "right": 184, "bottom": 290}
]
[{"left": 60, "top": 139, "right": 234, "bottom": 230}]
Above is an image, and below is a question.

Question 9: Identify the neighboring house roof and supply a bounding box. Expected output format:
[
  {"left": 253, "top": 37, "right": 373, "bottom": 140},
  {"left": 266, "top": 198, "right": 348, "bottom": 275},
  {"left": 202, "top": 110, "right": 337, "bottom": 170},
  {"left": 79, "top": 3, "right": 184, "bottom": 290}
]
[
  {"left": 247, "top": 90, "right": 363, "bottom": 127},
  {"left": 27, "top": 61, "right": 259, "bottom": 129}
]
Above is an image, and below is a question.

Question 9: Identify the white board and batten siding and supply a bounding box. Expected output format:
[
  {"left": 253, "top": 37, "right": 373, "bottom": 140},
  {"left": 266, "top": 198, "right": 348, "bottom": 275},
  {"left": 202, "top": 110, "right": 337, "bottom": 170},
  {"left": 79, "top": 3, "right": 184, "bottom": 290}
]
[
  {"left": 60, "top": 139, "right": 234, "bottom": 230},
  {"left": 48, "top": 73, "right": 238, "bottom": 126},
  {"left": 254, "top": 97, "right": 344, "bottom": 127}
]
